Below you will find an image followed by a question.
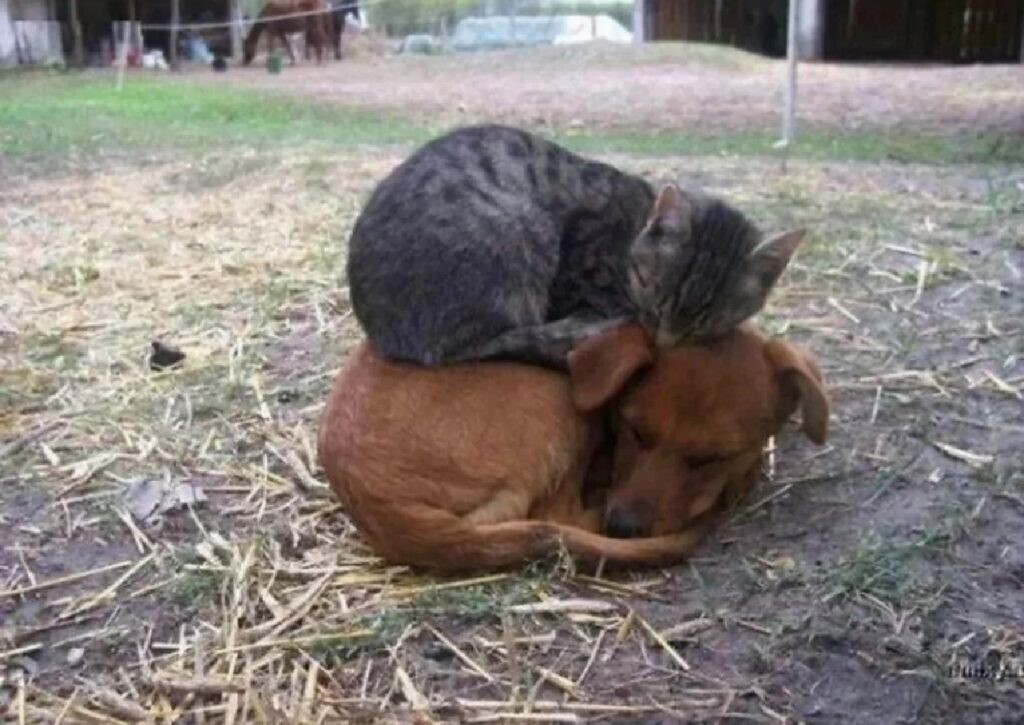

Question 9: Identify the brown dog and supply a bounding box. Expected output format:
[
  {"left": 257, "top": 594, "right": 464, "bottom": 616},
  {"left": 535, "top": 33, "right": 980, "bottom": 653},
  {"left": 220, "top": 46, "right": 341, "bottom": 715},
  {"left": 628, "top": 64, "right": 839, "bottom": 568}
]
[{"left": 317, "top": 324, "right": 829, "bottom": 572}]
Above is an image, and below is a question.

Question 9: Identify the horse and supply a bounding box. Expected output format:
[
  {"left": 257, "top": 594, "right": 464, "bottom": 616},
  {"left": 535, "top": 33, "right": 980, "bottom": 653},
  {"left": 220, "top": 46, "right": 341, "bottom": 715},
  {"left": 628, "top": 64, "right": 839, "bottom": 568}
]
[
  {"left": 242, "top": 0, "right": 329, "bottom": 66},
  {"left": 326, "top": 1, "right": 360, "bottom": 61}
]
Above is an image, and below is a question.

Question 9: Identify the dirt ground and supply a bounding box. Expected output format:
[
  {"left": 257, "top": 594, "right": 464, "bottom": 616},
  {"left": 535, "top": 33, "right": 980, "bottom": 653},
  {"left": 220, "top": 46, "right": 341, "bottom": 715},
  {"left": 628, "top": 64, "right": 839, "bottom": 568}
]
[
  {"left": 193, "top": 43, "right": 1024, "bottom": 136},
  {"left": 2, "top": 46, "right": 1024, "bottom": 723}
]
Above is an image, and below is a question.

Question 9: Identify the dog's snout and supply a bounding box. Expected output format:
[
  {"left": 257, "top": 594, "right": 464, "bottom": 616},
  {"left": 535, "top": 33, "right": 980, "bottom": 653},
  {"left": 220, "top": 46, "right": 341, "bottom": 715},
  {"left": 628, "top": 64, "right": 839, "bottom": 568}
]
[{"left": 605, "top": 508, "right": 650, "bottom": 539}]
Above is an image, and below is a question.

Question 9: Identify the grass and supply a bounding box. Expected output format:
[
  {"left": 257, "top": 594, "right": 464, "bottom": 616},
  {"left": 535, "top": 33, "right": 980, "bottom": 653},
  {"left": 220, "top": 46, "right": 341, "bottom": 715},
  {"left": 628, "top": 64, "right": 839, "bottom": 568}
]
[
  {"left": 3, "top": 71, "right": 1022, "bottom": 166},
  {"left": 556, "top": 127, "right": 1024, "bottom": 164},
  {"left": 0, "top": 71, "right": 433, "bottom": 161}
]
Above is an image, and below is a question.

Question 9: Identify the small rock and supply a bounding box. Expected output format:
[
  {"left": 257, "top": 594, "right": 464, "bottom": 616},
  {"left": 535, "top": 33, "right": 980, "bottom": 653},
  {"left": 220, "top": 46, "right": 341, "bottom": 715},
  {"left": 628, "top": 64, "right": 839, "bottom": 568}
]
[
  {"left": 123, "top": 479, "right": 207, "bottom": 523},
  {"left": 67, "top": 647, "right": 85, "bottom": 666},
  {"left": 149, "top": 340, "right": 186, "bottom": 371},
  {"left": 422, "top": 643, "right": 455, "bottom": 662}
]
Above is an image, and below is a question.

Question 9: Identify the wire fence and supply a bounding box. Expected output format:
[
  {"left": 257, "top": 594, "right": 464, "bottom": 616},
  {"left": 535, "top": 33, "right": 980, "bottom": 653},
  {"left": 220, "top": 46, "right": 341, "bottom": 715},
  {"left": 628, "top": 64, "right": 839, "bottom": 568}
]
[{"left": 2, "top": 0, "right": 637, "bottom": 68}]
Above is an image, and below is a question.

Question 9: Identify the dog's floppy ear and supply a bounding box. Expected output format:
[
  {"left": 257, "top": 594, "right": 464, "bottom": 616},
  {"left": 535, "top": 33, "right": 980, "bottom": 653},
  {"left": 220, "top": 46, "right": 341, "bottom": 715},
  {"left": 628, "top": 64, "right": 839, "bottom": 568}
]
[
  {"left": 764, "top": 339, "right": 829, "bottom": 444},
  {"left": 568, "top": 325, "right": 653, "bottom": 412}
]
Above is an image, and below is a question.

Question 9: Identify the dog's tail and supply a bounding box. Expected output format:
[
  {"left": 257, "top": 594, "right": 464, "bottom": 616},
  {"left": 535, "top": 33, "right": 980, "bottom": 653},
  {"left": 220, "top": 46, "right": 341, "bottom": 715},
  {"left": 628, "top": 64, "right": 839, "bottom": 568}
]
[{"left": 365, "top": 505, "right": 709, "bottom": 573}]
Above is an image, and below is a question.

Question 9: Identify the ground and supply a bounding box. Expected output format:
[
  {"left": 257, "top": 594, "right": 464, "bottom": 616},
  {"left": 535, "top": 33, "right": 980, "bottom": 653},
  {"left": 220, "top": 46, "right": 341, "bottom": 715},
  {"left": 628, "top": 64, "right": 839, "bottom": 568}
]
[{"left": 1, "top": 42, "right": 1023, "bottom": 723}]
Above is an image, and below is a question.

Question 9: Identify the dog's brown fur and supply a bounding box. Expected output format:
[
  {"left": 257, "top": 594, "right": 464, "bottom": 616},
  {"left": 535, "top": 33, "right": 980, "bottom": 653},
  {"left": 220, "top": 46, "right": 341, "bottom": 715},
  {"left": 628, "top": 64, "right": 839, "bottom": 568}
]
[
  {"left": 318, "top": 324, "right": 829, "bottom": 572},
  {"left": 569, "top": 324, "right": 829, "bottom": 539}
]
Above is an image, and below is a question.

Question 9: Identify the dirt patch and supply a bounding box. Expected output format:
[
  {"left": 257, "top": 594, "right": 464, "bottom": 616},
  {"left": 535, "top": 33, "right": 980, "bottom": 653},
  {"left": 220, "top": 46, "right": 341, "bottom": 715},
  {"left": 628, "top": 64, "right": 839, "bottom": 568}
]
[
  {"left": 188, "top": 43, "right": 1024, "bottom": 136},
  {"left": 2, "top": 133, "right": 1023, "bottom": 719}
]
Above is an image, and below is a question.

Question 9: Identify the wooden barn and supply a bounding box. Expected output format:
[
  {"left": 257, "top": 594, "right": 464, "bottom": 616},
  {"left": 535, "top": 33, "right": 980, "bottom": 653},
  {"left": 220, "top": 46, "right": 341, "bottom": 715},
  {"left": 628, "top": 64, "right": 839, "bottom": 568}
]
[
  {"left": 52, "top": 0, "right": 235, "bottom": 64},
  {"left": 632, "top": 0, "right": 1024, "bottom": 63}
]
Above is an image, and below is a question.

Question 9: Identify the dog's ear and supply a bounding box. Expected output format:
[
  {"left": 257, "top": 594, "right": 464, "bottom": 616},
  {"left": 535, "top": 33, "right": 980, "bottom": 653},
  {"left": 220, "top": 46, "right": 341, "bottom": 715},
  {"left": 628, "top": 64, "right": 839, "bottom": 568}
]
[
  {"left": 568, "top": 325, "right": 653, "bottom": 412},
  {"left": 764, "top": 339, "right": 829, "bottom": 444}
]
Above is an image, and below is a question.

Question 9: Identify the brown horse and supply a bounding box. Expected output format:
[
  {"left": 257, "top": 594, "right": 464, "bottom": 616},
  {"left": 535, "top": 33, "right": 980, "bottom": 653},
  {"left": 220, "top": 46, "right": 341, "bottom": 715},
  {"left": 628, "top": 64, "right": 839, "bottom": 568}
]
[{"left": 242, "top": 0, "right": 329, "bottom": 66}]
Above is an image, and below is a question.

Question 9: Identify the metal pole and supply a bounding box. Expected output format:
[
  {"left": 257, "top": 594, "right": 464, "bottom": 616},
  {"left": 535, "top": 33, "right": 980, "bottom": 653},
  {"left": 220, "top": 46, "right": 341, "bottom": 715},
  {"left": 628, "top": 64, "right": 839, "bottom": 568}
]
[
  {"left": 169, "top": 0, "right": 179, "bottom": 69},
  {"left": 779, "top": 0, "right": 799, "bottom": 172},
  {"left": 231, "top": 0, "right": 243, "bottom": 63}
]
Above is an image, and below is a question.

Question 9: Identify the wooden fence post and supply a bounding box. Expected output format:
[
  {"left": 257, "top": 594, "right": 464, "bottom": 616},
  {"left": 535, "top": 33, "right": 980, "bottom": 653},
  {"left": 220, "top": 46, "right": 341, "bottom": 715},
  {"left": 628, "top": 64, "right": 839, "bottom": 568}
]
[{"left": 68, "top": 0, "right": 84, "bottom": 66}]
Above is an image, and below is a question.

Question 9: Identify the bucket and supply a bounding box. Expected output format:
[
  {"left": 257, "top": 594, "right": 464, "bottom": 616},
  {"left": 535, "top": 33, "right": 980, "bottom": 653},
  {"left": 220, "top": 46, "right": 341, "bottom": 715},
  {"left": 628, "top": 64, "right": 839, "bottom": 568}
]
[{"left": 267, "top": 52, "right": 282, "bottom": 74}]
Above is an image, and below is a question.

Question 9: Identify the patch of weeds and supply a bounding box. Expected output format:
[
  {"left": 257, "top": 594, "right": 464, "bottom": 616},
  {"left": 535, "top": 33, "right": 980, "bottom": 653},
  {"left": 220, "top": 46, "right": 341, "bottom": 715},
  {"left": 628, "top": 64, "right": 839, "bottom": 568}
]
[
  {"left": 315, "top": 578, "right": 539, "bottom": 664},
  {"left": 410, "top": 583, "right": 516, "bottom": 621},
  {"left": 970, "top": 463, "right": 1006, "bottom": 491},
  {"left": 307, "top": 607, "right": 416, "bottom": 665},
  {"left": 258, "top": 277, "right": 307, "bottom": 319},
  {"left": 306, "top": 628, "right": 387, "bottom": 664},
  {"left": 174, "top": 302, "right": 215, "bottom": 329},
  {"left": 0, "top": 367, "right": 61, "bottom": 410},
  {"left": 829, "top": 534, "right": 912, "bottom": 600},
  {"left": 827, "top": 524, "right": 957, "bottom": 601},
  {"left": 186, "top": 378, "right": 251, "bottom": 420},
  {"left": 745, "top": 642, "right": 777, "bottom": 675},
  {"left": 26, "top": 331, "right": 87, "bottom": 371},
  {"left": 926, "top": 246, "right": 972, "bottom": 277},
  {"left": 173, "top": 567, "right": 224, "bottom": 609},
  {"left": 43, "top": 262, "right": 101, "bottom": 292},
  {"left": 168, "top": 546, "right": 227, "bottom": 609},
  {"left": 984, "top": 184, "right": 1024, "bottom": 218}
]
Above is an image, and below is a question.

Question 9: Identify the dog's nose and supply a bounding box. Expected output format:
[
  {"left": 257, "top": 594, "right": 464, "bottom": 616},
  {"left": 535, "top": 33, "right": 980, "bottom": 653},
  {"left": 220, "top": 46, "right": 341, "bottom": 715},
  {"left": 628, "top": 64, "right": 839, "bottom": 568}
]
[{"left": 605, "top": 509, "right": 649, "bottom": 539}]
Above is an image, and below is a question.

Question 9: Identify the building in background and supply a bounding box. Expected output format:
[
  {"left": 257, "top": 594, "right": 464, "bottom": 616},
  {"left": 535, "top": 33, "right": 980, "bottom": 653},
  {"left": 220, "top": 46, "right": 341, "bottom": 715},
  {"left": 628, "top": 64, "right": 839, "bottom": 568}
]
[
  {"left": 632, "top": 0, "right": 1024, "bottom": 63},
  {"left": 1, "top": 0, "right": 63, "bottom": 66}
]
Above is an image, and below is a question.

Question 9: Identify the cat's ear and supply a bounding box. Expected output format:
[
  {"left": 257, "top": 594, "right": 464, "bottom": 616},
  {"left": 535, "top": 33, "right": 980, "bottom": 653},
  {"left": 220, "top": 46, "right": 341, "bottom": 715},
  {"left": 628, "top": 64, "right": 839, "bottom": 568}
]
[
  {"left": 737, "top": 228, "right": 805, "bottom": 306},
  {"left": 568, "top": 324, "right": 653, "bottom": 412},
  {"left": 647, "top": 184, "right": 693, "bottom": 231}
]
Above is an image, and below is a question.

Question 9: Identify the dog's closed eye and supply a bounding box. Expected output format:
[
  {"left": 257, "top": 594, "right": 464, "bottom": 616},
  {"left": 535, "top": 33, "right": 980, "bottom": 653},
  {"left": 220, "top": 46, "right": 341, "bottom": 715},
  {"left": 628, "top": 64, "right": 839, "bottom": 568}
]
[{"left": 685, "top": 454, "right": 728, "bottom": 468}]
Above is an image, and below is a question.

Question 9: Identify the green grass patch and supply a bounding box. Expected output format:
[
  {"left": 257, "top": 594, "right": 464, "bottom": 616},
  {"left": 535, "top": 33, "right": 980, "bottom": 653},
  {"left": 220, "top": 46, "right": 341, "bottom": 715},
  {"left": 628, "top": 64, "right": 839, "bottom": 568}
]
[
  {"left": 0, "top": 72, "right": 432, "bottom": 161},
  {"left": 555, "top": 127, "right": 1024, "bottom": 165},
  {"left": 3, "top": 71, "right": 1021, "bottom": 166},
  {"left": 826, "top": 523, "right": 959, "bottom": 601}
]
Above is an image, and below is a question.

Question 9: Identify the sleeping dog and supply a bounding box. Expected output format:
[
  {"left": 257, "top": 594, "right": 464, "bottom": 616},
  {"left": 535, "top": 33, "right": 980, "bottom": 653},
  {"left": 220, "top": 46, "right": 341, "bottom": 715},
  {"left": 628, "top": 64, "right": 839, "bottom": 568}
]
[{"left": 318, "top": 324, "right": 829, "bottom": 572}]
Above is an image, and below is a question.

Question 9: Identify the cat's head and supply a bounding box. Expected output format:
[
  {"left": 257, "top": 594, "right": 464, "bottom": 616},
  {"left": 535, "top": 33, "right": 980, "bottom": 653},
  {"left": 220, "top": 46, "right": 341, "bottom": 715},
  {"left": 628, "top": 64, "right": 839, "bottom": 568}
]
[{"left": 627, "top": 183, "right": 805, "bottom": 346}]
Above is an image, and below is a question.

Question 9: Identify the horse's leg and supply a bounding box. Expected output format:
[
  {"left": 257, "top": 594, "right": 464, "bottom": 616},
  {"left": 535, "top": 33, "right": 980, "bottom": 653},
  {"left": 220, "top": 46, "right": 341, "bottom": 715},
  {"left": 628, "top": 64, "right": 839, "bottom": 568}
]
[
  {"left": 335, "top": 15, "right": 344, "bottom": 60},
  {"left": 305, "top": 18, "right": 315, "bottom": 61},
  {"left": 242, "top": 21, "right": 263, "bottom": 64},
  {"left": 280, "top": 30, "right": 296, "bottom": 64}
]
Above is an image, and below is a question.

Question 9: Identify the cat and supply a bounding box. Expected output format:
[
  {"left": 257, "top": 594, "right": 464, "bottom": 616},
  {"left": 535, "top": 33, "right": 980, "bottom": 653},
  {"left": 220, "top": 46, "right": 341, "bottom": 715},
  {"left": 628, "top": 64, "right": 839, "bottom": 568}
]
[{"left": 347, "top": 124, "right": 804, "bottom": 369}]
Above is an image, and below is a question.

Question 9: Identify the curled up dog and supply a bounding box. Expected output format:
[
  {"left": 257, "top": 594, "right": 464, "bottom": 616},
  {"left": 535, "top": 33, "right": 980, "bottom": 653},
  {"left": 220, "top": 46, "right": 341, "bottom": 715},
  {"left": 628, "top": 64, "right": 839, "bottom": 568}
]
[{"left": 317, "top": 324, "right": 829, "bottom": 572}]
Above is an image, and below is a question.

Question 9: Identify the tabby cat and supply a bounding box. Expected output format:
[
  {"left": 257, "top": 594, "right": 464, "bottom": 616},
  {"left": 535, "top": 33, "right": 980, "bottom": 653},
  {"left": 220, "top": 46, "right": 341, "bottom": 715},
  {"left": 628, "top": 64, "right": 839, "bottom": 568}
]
[{"left": 347, "top": 124, "right": 804, "bottom": 369}]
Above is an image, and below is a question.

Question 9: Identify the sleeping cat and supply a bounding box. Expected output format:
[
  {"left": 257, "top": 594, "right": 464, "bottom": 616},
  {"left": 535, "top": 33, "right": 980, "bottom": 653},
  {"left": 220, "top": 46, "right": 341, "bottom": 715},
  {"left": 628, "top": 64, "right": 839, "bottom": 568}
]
[{"left": 347, "top": 124, "right": 804, "bottom": 369}]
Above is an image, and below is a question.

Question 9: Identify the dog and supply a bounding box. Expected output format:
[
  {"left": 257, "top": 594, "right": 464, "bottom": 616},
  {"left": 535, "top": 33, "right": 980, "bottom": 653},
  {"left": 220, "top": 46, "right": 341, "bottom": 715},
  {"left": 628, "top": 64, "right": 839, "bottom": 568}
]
[{"left": 317, "top": 324, "right": 829, "bottom": 572}]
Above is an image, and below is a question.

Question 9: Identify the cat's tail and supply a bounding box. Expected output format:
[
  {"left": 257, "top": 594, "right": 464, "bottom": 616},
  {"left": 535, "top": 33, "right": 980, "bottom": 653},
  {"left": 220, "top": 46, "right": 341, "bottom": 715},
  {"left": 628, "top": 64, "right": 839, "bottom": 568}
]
[{"left": 363, "top": 504, "right": 708, "bottom": 572}]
